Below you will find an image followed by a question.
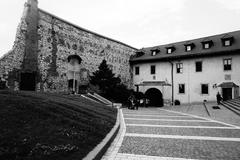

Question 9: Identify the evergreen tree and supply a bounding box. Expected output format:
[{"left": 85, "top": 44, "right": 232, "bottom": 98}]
[
  {"left": 90, "top": 59, "right": 133, "bottom": 103},
  {"left": 90, "top": 59, "right": 121, "bottom": 96}
]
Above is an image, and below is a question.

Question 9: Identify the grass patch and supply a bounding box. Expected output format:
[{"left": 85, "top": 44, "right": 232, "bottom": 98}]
[{"left": 0, "top": 90, "right": 117, "bottom": 160}]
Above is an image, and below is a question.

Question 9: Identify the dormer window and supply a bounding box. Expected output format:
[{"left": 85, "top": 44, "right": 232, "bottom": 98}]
[
  {"left": 204, "top": 43, "right": 210, "bottom": 49},
  {"left": 184, "top": 43, "right": 195, "bottom": 52},
  {"left": 186, "top": 45, "right": 192, "bottom": 51},
  {"left": 221, "top": 35, "right": 234, "bottom": 47},
  {"left": 167, "top": 48, "right": 172, "bottom": 54},
  {"left": 151, "top": 49, "right": 160, "bottom": 56},
  {"left": 223, "top": 39, "right": 231, "bottom": 46},
  {"left": 152, "top": 51, "right": 157, "bottom": 56},
  {"left": 201, "top": 40, "right": 213, "bottom": 49},
  {"left": 135, "top": 51, "right": 145, "bottom": 57},
  {"left": 166, "top": 46, "right": 175, "bottom": 54}
]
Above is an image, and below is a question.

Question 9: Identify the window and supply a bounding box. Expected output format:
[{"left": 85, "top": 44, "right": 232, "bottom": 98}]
[
  {"left": 201, "top": 40, "right": 213, "bottom": 49},
  {"left": 152, "top": 51, "right": 157, "bottom": 56},
  {"left": 204, "top": 43, "right": 210, "bottom": 49},
  {"left": 221, "top": 37, "right": 234, "bottom": 47},
  {"left": 166, "top": 47, "right": 175, "bottom": 54},
  {"left": 167, "top": 48, "right": 172, "bottom": 54},
  {"left": 135, "top": 66, "right": 139, "bottom": 75},
  {"left": 186, "top": 45, "right": 192, "bottom": 51},
  {"left": 151, "top": 65, "right": 156, "bottom": 75},
  {"left": 195, "top": 61, "right": 202, "bottom": 72},
  {"left": 223, "top": 58, "right": 232, "bottom": 71},
  {"left": 179, "top": 84, "right": 185, "bottom": 94},
  {"left": 204, "top": 43, "right": 209, "bottom": 49},
  {"left": 224, "top": 40, "right": 231, "bottom": 46},
  {"left": 151, "top": 49, "right": 160, "bottom": 56},
  {"left": 201, "top": 84, "right": 208, "bottom": 94},
  {"left": 176, "top": 63, "right": 183, "bottom": 73},
  {"left": 185, "top": 43, "right": 195, "bottom": 52}
]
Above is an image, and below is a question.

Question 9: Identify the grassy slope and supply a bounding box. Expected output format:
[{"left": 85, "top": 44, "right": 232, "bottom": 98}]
[{"left": 0, "top": 91, "right": 117, "bottom": 160}]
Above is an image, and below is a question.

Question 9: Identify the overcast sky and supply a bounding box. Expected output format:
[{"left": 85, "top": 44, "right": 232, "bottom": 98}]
[{"left": 0, "top": 0, "right": 240, "bottom": 57}]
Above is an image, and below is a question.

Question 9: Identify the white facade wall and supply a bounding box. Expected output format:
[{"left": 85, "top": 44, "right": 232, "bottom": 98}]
[
  {"left": 133, "top": 62, "right": 172, "bottom": 102},
  {"left": 132, "top": 54, "right": 240, "bottom": 104}
]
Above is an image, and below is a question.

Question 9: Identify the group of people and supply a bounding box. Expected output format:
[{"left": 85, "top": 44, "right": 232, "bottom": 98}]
[
  {"left": 128, "top": 94, "right": 149, "bottom": 110},
  {"left": 127, "top": 92, "right": 223, "bottom": 110}
]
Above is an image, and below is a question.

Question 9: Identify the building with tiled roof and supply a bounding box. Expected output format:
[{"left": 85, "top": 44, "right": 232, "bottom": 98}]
[{"left": 131, "top": 30, "right": 240, "bottom": 106}]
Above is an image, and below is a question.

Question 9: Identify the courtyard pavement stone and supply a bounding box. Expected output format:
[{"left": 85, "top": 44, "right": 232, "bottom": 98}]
[
  {"left": 125, "top": 119, "right": 227, "bottom": 127},
  {"left": 126, "top": 126, "right": 240, "bottom": 138},
  {"left": 102, "top": 107, "right": 240, "bottom": 160},
  {"left": 119, "top": 137, "right": 240, "bottom": 160}
]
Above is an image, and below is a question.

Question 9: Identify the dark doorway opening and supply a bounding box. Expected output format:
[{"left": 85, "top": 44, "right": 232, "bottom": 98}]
[
  {"left": 68, "top": 79, "right": 78, "bottom": 93},
  {"left": 20, "top": 73, "right": 36, "bottom": 91},
  {"left": 145, "top": 88, "right": 163, "bottom": 107},
  {"left": 222, "top": 88, "right": 232, "bottom": 101}
]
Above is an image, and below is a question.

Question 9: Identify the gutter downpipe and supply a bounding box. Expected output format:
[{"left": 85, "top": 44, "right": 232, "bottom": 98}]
[{"left": 168, "top": 61, "right": 174, "bottom": 106}]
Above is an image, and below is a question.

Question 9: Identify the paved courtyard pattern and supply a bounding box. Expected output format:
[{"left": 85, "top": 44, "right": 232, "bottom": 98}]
[{"left": 102, "top": 108, "right": 240, "bottom": 160}]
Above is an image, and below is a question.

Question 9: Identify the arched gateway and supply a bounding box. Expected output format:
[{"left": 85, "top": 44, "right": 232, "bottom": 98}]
[{"left": 145, "top": 88, "right": 163, "bottom": 107}]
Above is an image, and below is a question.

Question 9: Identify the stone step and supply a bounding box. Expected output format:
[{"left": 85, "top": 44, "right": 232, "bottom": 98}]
[
  {"left": 226, "top": 101, "right": 240, "bottom": 108},
  {"left": 221, "top": 102, "right": 240, "bottom": 116},
  {"left": 230, "top": 99, "right": 240, "bottom": 105},
  {"left": 223, "top": 102, "right": 240, "bottom": 112}
]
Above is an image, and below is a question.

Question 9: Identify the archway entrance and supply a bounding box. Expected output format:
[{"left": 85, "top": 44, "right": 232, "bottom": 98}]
[{"left": 145, "top": 88, "right": 163, "bottom": 107}]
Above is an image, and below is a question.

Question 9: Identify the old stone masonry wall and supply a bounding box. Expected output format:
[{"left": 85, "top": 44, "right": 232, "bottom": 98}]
[
  {"left": 37, "top": 10, "right": 136, "bottom": 92},
  {"left": 0, "top": 6, "right": 28, "bottom": 90},
  {"left": 0, "top": 0, "right": 136, "bottom": 92}
]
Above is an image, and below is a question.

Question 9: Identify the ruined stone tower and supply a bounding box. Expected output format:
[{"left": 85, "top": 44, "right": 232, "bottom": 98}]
[{"left": 0, "top": 0, "right": 137, "bottom": 92}]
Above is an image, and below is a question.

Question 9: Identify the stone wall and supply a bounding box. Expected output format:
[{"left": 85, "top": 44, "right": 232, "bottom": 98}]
[
  {"left": 0, "top": 7, "right": 27, "bottom": 90},
  {"left": 0, "top": 0, "right": 137, "bottom": 92},
  {"left": 36, "top": 10, "right": 136, "bottom": 92}
]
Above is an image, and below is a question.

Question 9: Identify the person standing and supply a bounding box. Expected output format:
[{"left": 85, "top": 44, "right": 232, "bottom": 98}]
[
  {"left": 216, "top": 92, "right": 222, "bottom": 105},
  {"left": 128, "top": 94, "right": 136, "bottom": 110},
  {"left": 127, "top": 95, "right": 131, "bottom": 109}
]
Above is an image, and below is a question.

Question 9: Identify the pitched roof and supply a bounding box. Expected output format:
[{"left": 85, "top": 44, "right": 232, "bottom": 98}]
[{"left": 130, "top": 30, "right": 240, "bottom": 63}]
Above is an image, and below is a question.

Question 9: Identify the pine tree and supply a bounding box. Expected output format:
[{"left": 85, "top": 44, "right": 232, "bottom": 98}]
[{"left": 90, "top": 59, "right": 121, "bottom": 96}]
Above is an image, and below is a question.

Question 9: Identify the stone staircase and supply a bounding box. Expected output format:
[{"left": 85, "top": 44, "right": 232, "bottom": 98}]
[
  {"left": 221, "top": 97, "right": 240, "bottom": 116},
  {"left": 84, "top": 93, "right": 111, "bottom": 105},
  {"left": 81, "top": 92, "right": 122, "bottom": 108}
]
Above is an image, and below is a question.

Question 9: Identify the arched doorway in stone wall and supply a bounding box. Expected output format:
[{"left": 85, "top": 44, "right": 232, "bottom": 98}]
[
  {"left": 67, "top": 55, "right": 82, "bottom": 93},
  {"left": 145, "top": 88, "right": 163, "bottom": 107}
]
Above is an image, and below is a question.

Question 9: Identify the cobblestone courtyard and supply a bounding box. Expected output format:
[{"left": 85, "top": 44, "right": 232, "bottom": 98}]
[{"left": 102, "top": 107, "right": 240, "bottom": 160}]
